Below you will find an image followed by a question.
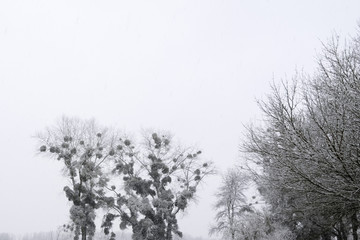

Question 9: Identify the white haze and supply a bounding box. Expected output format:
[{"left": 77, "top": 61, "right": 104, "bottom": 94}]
[{"left": 0, "top": 0, "right": 360, "bottom": 238}]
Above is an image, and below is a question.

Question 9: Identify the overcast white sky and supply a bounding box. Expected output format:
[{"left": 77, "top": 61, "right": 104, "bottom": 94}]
[{"left": 0, "top": 0, "right": 360, "bottom": 238}]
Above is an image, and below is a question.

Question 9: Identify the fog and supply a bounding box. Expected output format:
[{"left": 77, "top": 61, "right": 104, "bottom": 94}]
[{"left": 0, "top": 0, "right": 359, "bottom": 238}]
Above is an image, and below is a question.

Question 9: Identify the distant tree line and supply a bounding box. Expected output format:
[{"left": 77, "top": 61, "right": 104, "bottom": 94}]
[
  {"left": 0, "top": 231, "right": 132, "bottom": 240},
  {"left": 0, "top": 231, "right": 211, "bottom": 240}
]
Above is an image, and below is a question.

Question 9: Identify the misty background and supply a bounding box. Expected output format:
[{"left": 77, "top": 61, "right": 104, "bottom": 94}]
[{"left": 1, "top": 0, "right": 360, "bottom": 239}]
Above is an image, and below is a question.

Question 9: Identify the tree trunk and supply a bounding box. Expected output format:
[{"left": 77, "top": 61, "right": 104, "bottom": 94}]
[
  {"left": 335, "top": 223, "right": 344, "bottom": 240},
  {"left": 352, "top": 212, "right": 359, "bottom": 240},
  {"left": 165, "top": 223, "right": 173, "bottom": 240},
  {"left": 340, "top": 218, "right": 348, "bottom": 240},
  {"left": 81, "top": 226, "right": 87, "bottom": 240}
]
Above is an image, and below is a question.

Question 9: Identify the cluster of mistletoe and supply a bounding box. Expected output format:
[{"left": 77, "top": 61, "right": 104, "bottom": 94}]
[
  {"left": 38, "top": 118, "right": 214, "bottom": 240},
  {"left": 101, "top": 132, "right": 214, "bottom": 240},
  {"left": 38, "top": 118, "right": 119, "bottom": 240}
]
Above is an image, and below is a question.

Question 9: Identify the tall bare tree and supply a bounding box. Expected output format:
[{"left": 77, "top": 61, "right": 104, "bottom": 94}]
[
  {"left": 242, "top": 28, "right": 360, "bottom": 240},
  {"left": 209, "top": 169, "right": 250, "bottom": 240}
]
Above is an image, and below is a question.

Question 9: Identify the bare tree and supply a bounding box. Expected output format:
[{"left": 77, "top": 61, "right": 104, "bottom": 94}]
[
  {"left": 209, "top": 169, "right": 294, "bottom": 240},
  {"left": 242, "top": 28, "right": 360, "bottom": 240},
  {"left": 209, "top": 169, "right": 250, "bottom": 240}
]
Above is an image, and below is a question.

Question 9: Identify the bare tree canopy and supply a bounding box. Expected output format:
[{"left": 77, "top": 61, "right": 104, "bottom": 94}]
[{"left": 242, "top": 27, "right": 360, "bottom": 240}]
